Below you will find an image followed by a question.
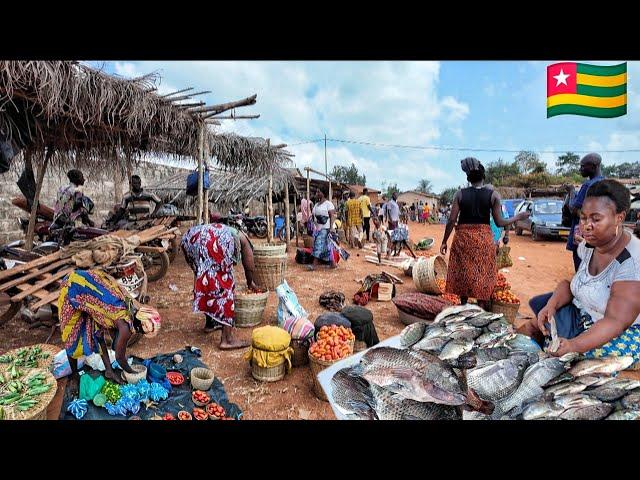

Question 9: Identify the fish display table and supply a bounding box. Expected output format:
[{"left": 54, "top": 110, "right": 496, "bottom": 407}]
[{"left": 317, "top": 335, "right": 401, "bottom": 420}]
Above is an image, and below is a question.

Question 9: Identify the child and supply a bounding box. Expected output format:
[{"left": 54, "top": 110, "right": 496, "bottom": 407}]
[{"left": 371, "top": 216, "right": 390, "bottom": 263}]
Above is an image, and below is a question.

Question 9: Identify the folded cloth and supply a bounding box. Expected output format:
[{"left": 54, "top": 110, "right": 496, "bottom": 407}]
[
  {"left": 341, "top": 306, "right": 379, "bottom": 347},
  {"left": 319, "top": 291, "right": 345, "bottom": 311},
  {"left": 281, "top": 316, "right": 315, "bottom": 341}
]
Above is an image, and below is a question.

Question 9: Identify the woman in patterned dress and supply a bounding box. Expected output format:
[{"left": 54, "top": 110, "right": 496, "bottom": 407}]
[
  {"left": 181, "top": 220, "right": 257, "bottom": 350},
  {"left": 525, "top": 180, "right": 640, "bottom": 364},
  {"left": 440, "top": 158, "right": 529, "bottom": 309}
]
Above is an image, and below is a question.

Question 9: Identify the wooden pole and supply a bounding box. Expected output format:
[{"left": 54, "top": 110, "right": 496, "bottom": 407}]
[
  {"left": 329, "top": 181, "right": 332, "bottom": 204},
  {"left": 203, "top": 137, "right": 210, "bottom": 223},
  {"left": 285, "top": 180, "right": 291, "bottom": 252},
  {"left": 113, "top": 148, "right": 123, "bottom": 204},
  {"left": 293, "top": 191, "right": 299, "bottom": 247},
  {"left": 306, "top": 168, "right": 310, "bottom": 202},
  {"left": 267, "top": 173, "right": 274, "bottom": 243},
  {"left": 125, "top": 150, "right": 133, "bottom": 193},
  {"left": 197, "top": 122, "right": 205, "bottom": 224},
  {"left": 25, "top": 148, "right": 53, "bottom": 251}
]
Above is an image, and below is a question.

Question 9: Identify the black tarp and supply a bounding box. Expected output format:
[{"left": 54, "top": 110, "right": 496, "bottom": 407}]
[{"left": 59, "top": 347, "right": 243, "bottom": 420}]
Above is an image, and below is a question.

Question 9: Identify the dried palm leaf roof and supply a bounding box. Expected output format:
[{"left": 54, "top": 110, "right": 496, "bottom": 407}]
[{"left": 0, "top": 60, "right": 292, "bottom": 172}]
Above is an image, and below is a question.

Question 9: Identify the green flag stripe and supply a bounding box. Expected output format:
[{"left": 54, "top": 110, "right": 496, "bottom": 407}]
[
  {"left": 547, "top": 104, "right": 627, "bottom": 118},
  {"left": 576, "top": 84, "right": 627, "bottom": 97},
  {"left": 577, "top": 63, "right": 627, "bottom": 76}
]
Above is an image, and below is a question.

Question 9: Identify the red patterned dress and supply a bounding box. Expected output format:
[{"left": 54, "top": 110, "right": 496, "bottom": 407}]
[{"left": 180, "top": 224, "right": 241, "bottom": 327}]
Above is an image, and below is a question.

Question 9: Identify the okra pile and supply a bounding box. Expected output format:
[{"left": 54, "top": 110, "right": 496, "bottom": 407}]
[
  {"left": 0, "top": 346, "right": 50, "bottom": 369},
  {"left": 0, "top": 370, "right": 53, "bottom": 418}
]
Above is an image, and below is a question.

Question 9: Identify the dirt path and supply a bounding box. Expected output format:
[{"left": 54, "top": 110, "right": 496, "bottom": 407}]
[{"left": 0, "top": 223, "right": 576, "bottom": 419}]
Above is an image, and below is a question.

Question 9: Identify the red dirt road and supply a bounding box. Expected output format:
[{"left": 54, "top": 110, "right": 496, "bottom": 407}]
[{"left": 0, "top": 223, "right": 575, "bottom": 419}]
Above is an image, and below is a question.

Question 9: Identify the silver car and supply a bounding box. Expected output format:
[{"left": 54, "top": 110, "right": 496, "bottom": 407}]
[{"left": 514, "top": 198, "right": 570, "bottom": 241}]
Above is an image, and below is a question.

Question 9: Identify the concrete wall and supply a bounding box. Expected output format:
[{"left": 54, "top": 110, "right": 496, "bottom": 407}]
[
  {"left": 0, "top": 161, "right": 190, "bottom": 244},
  {"left": 396, "top": 192, "right": 439, "bottom": 211}
]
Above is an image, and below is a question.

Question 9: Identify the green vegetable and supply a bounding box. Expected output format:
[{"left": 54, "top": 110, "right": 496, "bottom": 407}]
[{"left": 0, "top": 355, "right": 13, "bottom": 363}]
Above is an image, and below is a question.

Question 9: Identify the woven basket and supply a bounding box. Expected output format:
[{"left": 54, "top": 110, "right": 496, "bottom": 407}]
[
  {"left": 491, "top": 301, "right": 520, "bottom": 324},
  {"left": 235, "top": 290, "right": 268, "bottom": 328},
  {"left": 190, "top": 367, "right": 215, "bottom": 391},
  {"left": 412, "top": 255, "right": 448, "bottom": 294},
  {"left": 122, "top": 364, "right": 147, "bottom": 384},
  {"left": 303, "top": 235, "right": 314, "bottom": 249},
  {"left": 254, "top": 255, "right": 287, "bottom": 290},
  {"left": 308, "top": 352, "right": 337, "bottom": 402},
  {"left": 354, "top": 340, "right": 367, "bottom": 353},
  {"left": 1, "top": 344, "right": 60, "bottom": 372},
  {"left": 251, "top": 360, "right": 286, "bottom": 382},
  {"left": 253, "top": 242, "right": 287, "bottom": 257},
  {"left": 3, "top": 368, "right": 58, "bottom": 420},
  {"left": 291, "top": 339, "right": 310, "bottom": 367}
]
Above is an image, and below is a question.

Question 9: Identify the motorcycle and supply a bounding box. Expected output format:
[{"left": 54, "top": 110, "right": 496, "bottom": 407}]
[
  {"left": 276, "top": 214, "right": 297, "bottom": 242},
  {"left": 230, "top": 209, "right": 268, "bottom": 238}
]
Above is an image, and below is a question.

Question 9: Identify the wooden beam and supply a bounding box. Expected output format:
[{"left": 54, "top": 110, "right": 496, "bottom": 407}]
[
  {"left": 25, "top": 148, "right": 52, "bottom": 251},
  {"left": 177, "top": 102, "right": 206, "bottom": 109},
  {"left": 285, "top": 181, "right": 291, "bottom": 252},
  {"left": 293, "top": 192, "right": 299, "bottom": 248},
  {"left": 0, "top": 259, "right": 70, "bottom": 292},
  {"left": 0, "top": 251, "right": 63, "bottom": 282},
  {"left": 206, "top": 114, "right": 260, "bottom": 120},
  {"left": 267, "top": 173, "right": 274, "bottom": 243},
  {"left": 11, "top": 267, "right": 75, "bottom": 302},
  {"left": 197, "top": 123, "right": 205, "bottom": 224},
  {"left": 167, "top": 91, "right": 211, "bottom": 102},
  {"left": 29, "top": 290, "right": 61, "bottom": 312},
  {"left": 192, "top": 94, "right": 257, "bottom": 116},
  {"left": 160, "top": 87, "right": 193, "bottom": 98}
]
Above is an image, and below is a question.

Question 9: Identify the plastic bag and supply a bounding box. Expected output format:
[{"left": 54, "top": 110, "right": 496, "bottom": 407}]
[
  {"left": 53, "top": 349, "right": 85, "bottom": 379},
  {"left": 496, "top": 246, "right": 513, "bottom": 269},
  {"left": 84, "top": 350, "right": 133, "bottom": 371},
  {"left": 186, "top": 169, "right": 211, "bottom": 196},
  {"left": 276, "top": 280, "right": 308, "bottom": 326}
]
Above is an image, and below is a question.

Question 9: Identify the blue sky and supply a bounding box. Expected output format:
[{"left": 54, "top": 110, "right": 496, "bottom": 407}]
[{"left": 91, "top": 61, "right": 639, "bottom": 193}]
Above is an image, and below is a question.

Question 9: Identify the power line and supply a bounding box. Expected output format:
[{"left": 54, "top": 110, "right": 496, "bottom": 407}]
[{"left": 285, "top": 138, "right": 324, "bottom": 147}]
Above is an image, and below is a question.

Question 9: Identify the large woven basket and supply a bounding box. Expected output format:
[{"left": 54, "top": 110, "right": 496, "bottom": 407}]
[
  {"left": 491, "top": 301, "right": 520, "bottom": 324},
  {"left": 308, "top": 352, "right": 338, "bottom": 402},
  {"left": 412, "top": 255, "right": 448, "bottom": 294},
  {"left": 253, "top": 242, "right": 287, "bottom": 257},
  {"left": 190, "top": 367, "right": 215, "bottom": 390},
  {"left": 1, "top": 344, "right": 60, "bottom": 372},
  {"left": 251, "top": 360, "right": 286, "bottom": 382},
  {"left": 291, "top": 339, "right": 311, "bottom": 367},
  {"left": 2, "top": 368, "right": 58, "bottom": 420},
  {"left": 254, "top": 255, "right": 287, "bottom": 291},
  {"left": 235, "top": 290, "right": 268, "bottom": 328}
]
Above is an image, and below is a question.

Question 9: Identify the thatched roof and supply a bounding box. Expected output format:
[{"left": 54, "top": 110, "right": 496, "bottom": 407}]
[
  {"left": 0, "top": 61, "right": 292, "bottom": 173},
  {"left": 147, "top": 166, "right": 296, "bottom": 212}
]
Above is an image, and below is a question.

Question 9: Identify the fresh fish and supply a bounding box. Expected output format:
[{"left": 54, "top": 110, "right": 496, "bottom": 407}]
[
  {"left": 500, "top": 357, "right": 567, "bottom": 414},
  {"left": 400, "top": 322, "right": 429, "bottom": 347},
  {"left": 444, "top": 351, "right": 477, "bottom": 369},
  {"left": 503, "top": 334, "right": 543, "bottom": 354},
  {"left": 443, "top": 315, "right": 469, "bottom": 326},
  {"left": 509, "top": 350, "right": 541, "bottom": 367},
  {"left": 439, "top": 339, "right": 474, "bottom": 361},
  {"left": 575, "top": 375, "right": 617, "bottom": 387},
  {"left": 449, "top": 326, "right": 483, "bottom": 341},
  {"left": 462, "top": 410, "right": 489, "bottom": 420},
  {"left": 433, "top": 304, "right": 483, "bottom": 324},
  {"left": 468, "top": 313, "right": 501, "bottom": 328},
  {"left": 422, "top": 326, "right": 449, "bottom": 340},
  {"left": 412, "top": 336, "right": 450, "bottom": 353},
  {"left": 467, "top": 356, "right": 528, "bottom": 402},
  {"left": 521, "top": 400, "right": 565, "bottom": 420},
  {"left": 475, "top": 347, "right": 510, "bottom": 365},
  {"left": 585, "top": 378, "right": 640, "bottom": 402},
  {"left": 487, "top": 319, "right": 512, "bottom": 335},
  {"left": 369, "top": 384, "right": 461, "bottom": 420},
  {"left": 331, "top": 367, "right": 377, "bottom": 420},
  {"left": 568, "top": 356, "right": 634, "bottom": 377},
  {"left": 552, "top": 394, "right": 602, "bottom": 409},
  {"left": 476, "top": 332, "right": 504, "bottom": 346},
  {"left": 559, "top": 402, "right": 613, "bottom": 420},
  {"left": 621, "top": 391, "right": 640, "bottom": 411},
  {"left": 543, "top": 381, "right": 587, "bottom": 399},
  {"left": 605, "top": 409, "right": 640, "bottom": 420}
]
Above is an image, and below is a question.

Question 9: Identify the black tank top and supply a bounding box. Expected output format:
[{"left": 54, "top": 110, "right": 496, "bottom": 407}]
[{"left": 458, "top": 186, "right": 493, "bottom": 225}]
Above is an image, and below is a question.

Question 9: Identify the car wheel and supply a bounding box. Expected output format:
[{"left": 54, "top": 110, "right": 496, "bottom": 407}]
[
  {"left": 531, "top": 224, "right": 540, "bottom": 241},
  {"left": 515, "top": 227, "right": 523, "bottom": 236}
]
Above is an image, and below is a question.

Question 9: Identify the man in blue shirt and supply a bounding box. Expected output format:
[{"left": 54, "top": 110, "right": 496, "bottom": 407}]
[{"left": 567, "top": 153, "right": 604, "bottom": 271}]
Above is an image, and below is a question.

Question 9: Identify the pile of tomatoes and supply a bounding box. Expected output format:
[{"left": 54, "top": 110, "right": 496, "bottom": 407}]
[
  {"left": 206, "top": 402, "right": 226, "bottom": 419},
  {"left": 193, "top": 407, "right": 208, "bottom": 421},
  {"left": 436, "top": 278, "right": 461, "bottom": 305},
  {"left": 495, "top": 272, "right": 511, "bottom": 291},
  {"left": 192, "top": 390, "right": 211, "bottom": 406},
  {"left": 309, "top": 325, "right": 354, "bottom": 362},
  {"left": 491, "top": 288, "right": 520, "bottom": 304}
]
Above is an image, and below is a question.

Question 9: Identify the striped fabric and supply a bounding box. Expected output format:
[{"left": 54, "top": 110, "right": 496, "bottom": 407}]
[{"left": 547, "top": 62, "right": 627, "bottom": 118}]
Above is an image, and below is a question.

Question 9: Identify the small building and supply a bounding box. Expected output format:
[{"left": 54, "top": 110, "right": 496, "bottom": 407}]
[
  {"left": 347, "top": 184, "right": 381, "bottom": 204},
  {"left": 397, "top": 191, "right": 439, "bottom": 211}
]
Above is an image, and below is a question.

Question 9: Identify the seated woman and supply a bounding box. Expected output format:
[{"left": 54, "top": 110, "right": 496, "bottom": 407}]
[{"left": 522, "top": 179, "right": 640, "bottom": 363}]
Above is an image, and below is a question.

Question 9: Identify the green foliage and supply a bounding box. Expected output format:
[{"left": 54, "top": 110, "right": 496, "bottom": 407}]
[
  {"left": 485, "top": 158, "right": 521, "bottom": 186},
  {"left": 439, "top": 187, "right": 457, "bottom": 205},
  {"left": 514, "top": 151, "right": 546, "bottom": 174},
  {"left": 555, "top": 152, "right": 580, "bottom": 176},
  {"left": 416, "top": 179, "right": 433, "bottom": 194},
  {"left": 601, "top": 162, "right": 640, "bottom": 178},
  {"left": 330, "top": 163, "right": 366, "bottom": 185}
]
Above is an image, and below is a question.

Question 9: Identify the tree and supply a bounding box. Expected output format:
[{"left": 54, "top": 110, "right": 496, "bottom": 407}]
[
  {"left": 330, "top": 163, "right": 366, "bottom": 186},
  {"left": 555, "top": 152, "right": 580, "bottom": 176},
  {"left": 485, "top": 158, "right": 521, "bottom": 186},
  {"left": 381, "top": 182, "right": 400, "bottom": 198},
  {"left": 440, "top": 187, "right": 457, "bottom": 205},
  {"left": 514, "top": 151, "right": 546, "bottom": 174},
  {"left": 416, "top": 179, "right": 433, "bottom": 194}
]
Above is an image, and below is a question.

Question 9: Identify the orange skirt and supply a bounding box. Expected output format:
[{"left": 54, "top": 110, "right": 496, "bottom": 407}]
[{"left": 445, "top": 224, "right": 496, "bottom": 301}]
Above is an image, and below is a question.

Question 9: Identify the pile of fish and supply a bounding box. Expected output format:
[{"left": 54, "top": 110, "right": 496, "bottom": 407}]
[{"left": 330, "top": 304, "right": 640, "bottom": 420}]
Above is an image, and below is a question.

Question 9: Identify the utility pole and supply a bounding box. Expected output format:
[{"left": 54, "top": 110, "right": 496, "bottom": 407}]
[{"left": 324, "top": 133, "right": 327, "bottom": 177}]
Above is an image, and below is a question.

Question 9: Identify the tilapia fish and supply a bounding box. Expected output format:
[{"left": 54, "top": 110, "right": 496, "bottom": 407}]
[
  {"left": 449, "top": 326, "right": 483, "bottom": 341},
  {"left": 487, "top": 319, "right": 512, "bottom": 335},
  {"left": 357, "top": 347, "right": 493, "bottom": 414},
  {"left": 468, "top": 313, "right": 503, "bottom": 328},
  {"left": 466, "top": 356, "right": 528, "bottom": 402},
  {"left": 606, "top": 409, "right": 640, "bottom": 420},
  {"left": 584, "top": 378, "right": 640, "bottom": 402},
  {"left": 521, "top": 400, "right": 565, "bottom": 420},
  {"left": 543, "top": 380, "right": 587, "bottom": 399},
  {"left": 568, "top": 356, "right": 634, "bottom": 377},
  {"left": 331, "top": 367, "right": 377, "bottom": 420},
  {"left": 476, "top": 332, "right": 505, "bottom": 346},
  {"left": 499, "top": 357, "right": 567, "bottom": 415},
  {"left": 369, "top": 384, "right": 461, "bottom": 420},
  {"left": 559, "top": 402, "right": 613, "bottom": 420},
  {"left": 413, "top": 336, "right": 450, "bottom": 353},
  {"left": 475, "top": 347, "right": 510, "bottom": 365},
  {"left": 439, "top": 339, "right": 475, "bottom": 361},
  {"left": 400, "top": 322, "right": 429, "bottom": 348},
  {"left": 502, "top": 334, "right": 543, "bottom": 354},
  {"left": 422, "top": 326, "right": 449, "bottom": 340},
  {"left": 433, "top": 304, "right": 483, "bottom": 324},
  {"left": 621, "top": 391, "right": 640, "bottom": 411}
]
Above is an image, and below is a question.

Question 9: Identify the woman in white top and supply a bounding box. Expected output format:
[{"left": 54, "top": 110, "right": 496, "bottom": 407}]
[
  {"left": 524, "top": 179, "right": 640, "bottom": 364},
  {"left": 309, "top": 188, "right": 337, "bottom": 270}
]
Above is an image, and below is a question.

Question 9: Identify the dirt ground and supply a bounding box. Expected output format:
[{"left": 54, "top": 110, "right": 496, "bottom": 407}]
[{"left": 0, "top": 223, "right": 576, "bottom": 420}]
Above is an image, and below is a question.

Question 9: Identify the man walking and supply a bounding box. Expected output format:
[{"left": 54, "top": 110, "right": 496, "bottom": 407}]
[
  {"left": 566, "top": 152, "right": 604, "bottom": 271},
  {"left": 346, "top": 191, "right": 363, "bottom": 248},
  {"left": 386, "top": 193, "right": 401, "bottom": 230},
  {"left": 359, "top": 188, "right": 372, "bottom": 243}
]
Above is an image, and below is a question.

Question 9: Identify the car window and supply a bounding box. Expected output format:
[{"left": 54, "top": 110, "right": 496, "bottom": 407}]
[{"left": 534, "top": 200, "right": 563, "bottom": 214}]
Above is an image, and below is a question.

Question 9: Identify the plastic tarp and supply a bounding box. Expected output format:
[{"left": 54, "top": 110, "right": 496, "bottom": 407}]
[{"left": 59, "top": 347, "right": 242, "bottom": 420}]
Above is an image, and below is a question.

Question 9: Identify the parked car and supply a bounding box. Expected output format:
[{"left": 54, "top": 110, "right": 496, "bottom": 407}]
[
  {"left": 514, "top": 198, "right": 569, "bottom": 241},
  {"left": 502, "top": 198, "right": 525, "bottom": 219}
]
